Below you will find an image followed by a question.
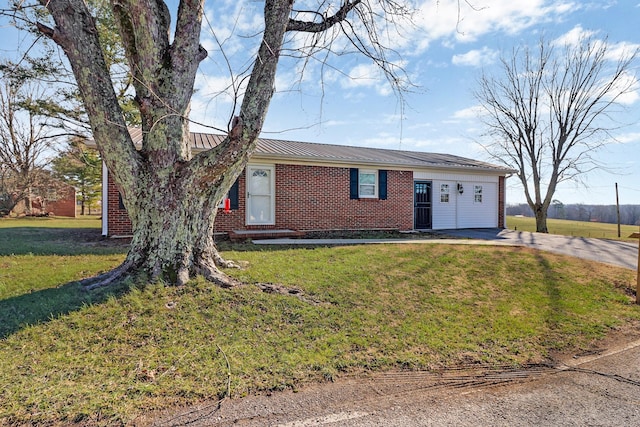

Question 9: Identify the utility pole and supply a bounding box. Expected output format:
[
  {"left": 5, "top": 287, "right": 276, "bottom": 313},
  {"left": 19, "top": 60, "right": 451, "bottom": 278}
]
[
  {"left": 631, "top": 231, "right": 640, "bottom": 305},
  {"left": 615, "top": 183, "right": 621, "bottom": 238}
]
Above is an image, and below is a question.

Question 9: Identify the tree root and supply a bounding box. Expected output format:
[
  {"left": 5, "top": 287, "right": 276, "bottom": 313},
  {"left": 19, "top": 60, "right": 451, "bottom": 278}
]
[
  {"left": 196, "top": 259, "right": 242, "bottom": 289},
  {"left": 79, "top": 255, "right": 316, "bottom": 307},
  {"left": 81, "top": 260, "right": 135, "bottom": 290},
  {"left": 213, "top": 251, "right": 240, "bottom": 269},
  {"left": 254, "top": 282, "right": 321, "bottom": 305}
]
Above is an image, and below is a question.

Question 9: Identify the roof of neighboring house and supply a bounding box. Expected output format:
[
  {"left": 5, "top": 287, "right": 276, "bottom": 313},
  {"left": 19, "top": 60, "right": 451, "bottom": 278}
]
[{"left": 122, "top": 128, "right": 514, "bottom": 174}]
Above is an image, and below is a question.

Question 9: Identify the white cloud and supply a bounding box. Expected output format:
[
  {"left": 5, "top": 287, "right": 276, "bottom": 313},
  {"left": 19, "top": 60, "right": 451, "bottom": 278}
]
[
  {"left": 552, "top": 25, "right": 599, "bottom": 47},
  {"left": 409, "top": 137, "right": 486, "bottom": 159},
  {"left": 341, "top": 63, "right": 393, "bottom": 96},
  {"left": 615, "top": 132, "right": 640, "bottom": 144},
  {"left": 610, "top": 72, "right": 640, "bottom": 106},
  {"left": 451, "top": 105, "right": 485, "bottom": 120},
  {"left": 452, "top": 46, "right": 498, "bottom": 67},
  {"left": 412, "top": 0, "right": 577, "bottom": 52},
  {"left": 604, "top": 40, "right": 640, "bottom": 62}
]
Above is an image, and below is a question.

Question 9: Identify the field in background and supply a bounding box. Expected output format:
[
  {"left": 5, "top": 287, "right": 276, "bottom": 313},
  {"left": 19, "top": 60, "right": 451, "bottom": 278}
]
[{"left": 507, "top": 215, "right": 640, "bottom": 241}]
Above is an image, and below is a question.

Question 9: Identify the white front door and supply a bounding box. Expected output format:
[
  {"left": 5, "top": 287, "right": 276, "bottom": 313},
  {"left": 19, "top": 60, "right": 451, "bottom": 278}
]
[{"left": 246, "top": 165, "right": 275, "bottom": 225}]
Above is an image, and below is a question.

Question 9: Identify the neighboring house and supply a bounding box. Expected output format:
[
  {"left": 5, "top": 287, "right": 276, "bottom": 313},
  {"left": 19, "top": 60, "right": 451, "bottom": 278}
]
[
  {"left": 101, "top": 129, "right": 514, "bottom": 238},
  {"left": 12, "top": 182, "right": 76, "bottom": 217}
]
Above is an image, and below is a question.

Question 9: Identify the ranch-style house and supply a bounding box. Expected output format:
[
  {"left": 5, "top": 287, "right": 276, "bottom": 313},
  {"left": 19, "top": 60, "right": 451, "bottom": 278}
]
[{"left": 101, "top": 130, "right": 514, "bottom": 239}]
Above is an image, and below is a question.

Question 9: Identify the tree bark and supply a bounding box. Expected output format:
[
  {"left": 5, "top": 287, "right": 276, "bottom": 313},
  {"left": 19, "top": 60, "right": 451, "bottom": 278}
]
[
  {"left": 533, "top": 204, "right": 549, "bottom": 233},
  {"left": 35, "top": 0, "right": 382, "bottom": 287},
  {"left": 40, "top": 0, "right": 295, "bottom": 287}
]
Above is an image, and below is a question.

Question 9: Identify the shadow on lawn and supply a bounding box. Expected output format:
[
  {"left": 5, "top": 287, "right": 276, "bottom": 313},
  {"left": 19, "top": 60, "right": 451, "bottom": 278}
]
[
  {"left": 0, "top": 227, "right": 129, "bottom": 256},
  {"left": 0, "top": 279, "right": 131, "bottom": 339},
  {"left": 0, "top": 226, "right": 134, "bottom": 338},
  {"left": 536, "top": 253, "right": 566, "bottom": 331}
]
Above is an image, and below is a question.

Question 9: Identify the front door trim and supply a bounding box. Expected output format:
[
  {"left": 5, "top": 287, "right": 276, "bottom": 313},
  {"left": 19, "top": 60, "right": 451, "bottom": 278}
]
[
  {"left": 246, "top": 164, "right": 275, "bottom": 225},
  {"left": 414, "top": 180, "right": 432, "bottom": 230}
]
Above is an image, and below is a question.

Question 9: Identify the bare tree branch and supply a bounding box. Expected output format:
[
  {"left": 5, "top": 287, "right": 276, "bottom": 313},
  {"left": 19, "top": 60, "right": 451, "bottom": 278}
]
[{"left": 475, "top": 35, "right": 638, "bottom": 232}]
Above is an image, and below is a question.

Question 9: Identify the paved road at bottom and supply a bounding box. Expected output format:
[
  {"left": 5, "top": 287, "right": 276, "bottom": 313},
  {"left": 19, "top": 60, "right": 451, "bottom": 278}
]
[
  {"left": 148, "top": 229, "right": 640, "bottom": 426},
  {"left": 149, "top": 338, "right": 640, "bottom": 426}
]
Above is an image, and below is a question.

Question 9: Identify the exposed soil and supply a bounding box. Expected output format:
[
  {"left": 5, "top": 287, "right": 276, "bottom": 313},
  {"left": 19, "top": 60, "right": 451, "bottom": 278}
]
[{"left": 140, "top": 322, "right": 640, "bottom": 427}]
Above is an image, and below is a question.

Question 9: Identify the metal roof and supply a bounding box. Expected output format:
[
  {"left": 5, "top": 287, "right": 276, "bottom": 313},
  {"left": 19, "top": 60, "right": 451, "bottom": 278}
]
[{"left": 123, "top": 129, "right": 513, "bottom": 174}]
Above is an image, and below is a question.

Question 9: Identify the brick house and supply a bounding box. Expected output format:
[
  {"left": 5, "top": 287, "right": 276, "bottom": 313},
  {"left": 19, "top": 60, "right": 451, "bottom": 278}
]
[
  {"left": 11, "top": 182, "right": 76, "bottom": 217},
  {"left": 101, "top": 130, "right": 513, "bottom": 238}
]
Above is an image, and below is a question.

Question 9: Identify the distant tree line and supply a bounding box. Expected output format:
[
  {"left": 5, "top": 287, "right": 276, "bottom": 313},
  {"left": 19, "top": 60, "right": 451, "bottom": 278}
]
[{"left": 507, "top": 202, "right": 640, "bottom": 226}]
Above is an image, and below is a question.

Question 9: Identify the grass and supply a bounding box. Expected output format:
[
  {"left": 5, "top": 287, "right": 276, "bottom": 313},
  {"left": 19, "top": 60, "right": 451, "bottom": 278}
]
[
  {"left": 507, "top": 215, "right": 640, "bottom": 241},
  {"left": 0, "top": 218, "right": 639, "bottom": 425}
]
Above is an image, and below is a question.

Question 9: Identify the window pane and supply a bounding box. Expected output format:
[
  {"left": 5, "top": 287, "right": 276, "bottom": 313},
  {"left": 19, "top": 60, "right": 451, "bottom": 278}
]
[
  {"left": 359, "top": 172, "right": 376, "bottom": 184},
  {"left": 250, "top": 169, "right": 270, "bottom": 194},
  {"left": 358, "top": 170, "right": 377, "bottom": 197},
  {"left": 360, "top": 184, "right": 375, "bottom": 196},
  {"left": 474, "top": 185, "right": 483, "bottom": 203},
  {"left": 249, "top": 195, "right": 271, "bottom": 222}
]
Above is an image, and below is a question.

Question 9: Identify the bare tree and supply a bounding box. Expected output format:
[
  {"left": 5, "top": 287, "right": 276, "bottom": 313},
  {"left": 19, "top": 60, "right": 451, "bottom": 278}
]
[
  {"left": 475, "top": 36, "right": 638, "bottom": 233},
  {"left": 23, "top": 0, "right": 412, "bottom": 287},
  {"left": 0, "top": 68, "right": 62, "bottom": 215}
]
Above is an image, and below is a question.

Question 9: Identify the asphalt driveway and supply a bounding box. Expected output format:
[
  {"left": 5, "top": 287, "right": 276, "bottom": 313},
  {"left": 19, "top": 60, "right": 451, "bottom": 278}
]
[
  {"left": 441, "top": 228, "right": 638, "bottom": 270},
  {"left": 255, "top": 228, "right": 639, "bottom": 270}
]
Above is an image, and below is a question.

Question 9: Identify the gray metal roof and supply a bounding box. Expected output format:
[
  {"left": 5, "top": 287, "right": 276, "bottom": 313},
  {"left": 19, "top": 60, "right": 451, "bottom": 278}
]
[{"left": 125, "top": 129, "right": 512, "bottom": 174}]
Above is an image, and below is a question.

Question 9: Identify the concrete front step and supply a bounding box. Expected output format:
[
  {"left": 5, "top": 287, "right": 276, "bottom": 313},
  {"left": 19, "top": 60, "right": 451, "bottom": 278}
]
[{"left": 229, "top": 229, "right": 304, "bottom": 242}]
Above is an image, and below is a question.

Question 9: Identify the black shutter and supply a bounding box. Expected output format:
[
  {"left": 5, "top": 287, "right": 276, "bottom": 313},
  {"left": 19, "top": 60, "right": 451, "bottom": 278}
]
[
  {"left": 118, "top": 193, "right": 125, "bottom": 210},
  {"left": 349, "top": 168, "right": 359, "bottom": 199},
  {"left": 379, "top": 170, "right": 387, "bottom": 200},
  {"left": 229, "top": 179, "right": 239, "bottom": 209}
]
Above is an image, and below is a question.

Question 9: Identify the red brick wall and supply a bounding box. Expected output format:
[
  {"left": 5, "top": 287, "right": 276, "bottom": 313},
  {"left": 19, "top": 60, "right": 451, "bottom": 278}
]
[
  {"left": 106, "top": 177, "right": 133, "bottom": 236},
  {"left": 214, "top": 174, "right": 246, "bottom": 232},
  {"left": 17, "top": 184, "right": 76, "bottom": 217},
  {"left": 498, "top": 175, "right": 506, "bottom": 228},
  {"left": 269, "top": 164, "right": 413, "bottom": 232},
  {"left": 46, "top": 185, "right": 77, "bottom": 217},
  {"left": 106, "top": 164, "right": 414, "bottom": 236}
]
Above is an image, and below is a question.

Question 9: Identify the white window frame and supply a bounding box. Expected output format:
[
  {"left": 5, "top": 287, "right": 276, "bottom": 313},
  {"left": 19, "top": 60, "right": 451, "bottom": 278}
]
[
  {"left": 440, "top": 183, "right": 450, "bottom": 203},
  {"left": 358, "top": 169, "right": 378, "bottom": 198},
  {"left": 474, "top": 185, "right": 483, "bottom": 203}
]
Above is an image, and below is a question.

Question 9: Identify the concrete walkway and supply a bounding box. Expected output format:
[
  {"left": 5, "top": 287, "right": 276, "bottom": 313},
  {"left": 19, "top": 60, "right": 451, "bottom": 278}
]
[{"left": 254, "top": 228, "right": 638, "bottom": 270}]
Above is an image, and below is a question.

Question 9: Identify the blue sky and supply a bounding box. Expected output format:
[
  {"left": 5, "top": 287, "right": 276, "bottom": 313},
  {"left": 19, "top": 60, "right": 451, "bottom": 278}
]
[
  {"left": 1, "top": 1, "right": 639, "bottom": 206},
  {"left": 190, "top": 0, "right": 640, "bottom": 206}
]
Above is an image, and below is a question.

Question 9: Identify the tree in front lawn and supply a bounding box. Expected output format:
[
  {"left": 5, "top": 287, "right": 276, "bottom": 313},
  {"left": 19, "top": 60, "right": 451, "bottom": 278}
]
[
  {"left": 25, "top": 0, "right": 411, "bottom": 287},
  {"left": 475, "top": 35, "right": 638, "bottom": 233}
]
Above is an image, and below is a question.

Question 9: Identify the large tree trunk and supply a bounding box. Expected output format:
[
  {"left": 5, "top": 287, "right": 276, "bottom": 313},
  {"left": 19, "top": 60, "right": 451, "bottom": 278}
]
[
  {"left": 40, "top": 0, "right": 294, "bottom": 287},
  {"left": 533, "top": 204, "right": 549, "bottom": 233},
  {"left": 118, "top": 176, "right": 236, "bottom": 287}
]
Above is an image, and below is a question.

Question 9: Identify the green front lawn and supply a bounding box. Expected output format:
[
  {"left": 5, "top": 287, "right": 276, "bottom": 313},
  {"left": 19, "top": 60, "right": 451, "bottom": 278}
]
[{"left": 0, "top": 219, "right": 638, "bottom": 425}]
